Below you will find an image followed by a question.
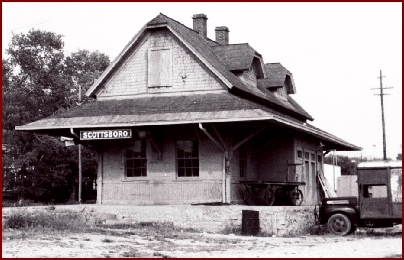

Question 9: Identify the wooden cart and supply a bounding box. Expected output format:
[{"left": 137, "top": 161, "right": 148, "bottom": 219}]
[{"left": 239, "top": 181, "right": 306, "bottom": 206}]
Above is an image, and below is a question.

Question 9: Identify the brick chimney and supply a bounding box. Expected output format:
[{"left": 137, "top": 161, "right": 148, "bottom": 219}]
[
  {"left": 215, "top": 26, "right": 229, "bottom": 45},
  {"left": 192, "top": 14, "right": 208, "bottom": 38}
]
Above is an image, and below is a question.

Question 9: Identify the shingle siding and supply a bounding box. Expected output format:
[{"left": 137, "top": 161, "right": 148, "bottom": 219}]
[{"left": 98, "top": 30, "right": 225, "bottom": 99}]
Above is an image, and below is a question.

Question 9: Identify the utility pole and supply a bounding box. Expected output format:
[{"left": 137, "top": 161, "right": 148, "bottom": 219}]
[
  {"left": 78, "top": 85, "right": 82, "bottom": 204},
  {"left": 372, "top": 70, "right": 392, "bottom": 161}
]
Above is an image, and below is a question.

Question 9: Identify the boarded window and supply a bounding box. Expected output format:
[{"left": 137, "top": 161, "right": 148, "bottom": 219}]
[
  {"left": 125, "top": 141, "right": 147, "bottom": 177},
  {"left": 177, "top": 140, "right": 199, "bottom": 177},
  {"left": 148, "top": 48, "right": 172, "bottom": 87}
]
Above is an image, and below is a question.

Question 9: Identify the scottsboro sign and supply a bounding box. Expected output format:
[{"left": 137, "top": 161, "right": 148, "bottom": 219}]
[{"left": 80, "top": 129, "right": 132, "bottom": 140}]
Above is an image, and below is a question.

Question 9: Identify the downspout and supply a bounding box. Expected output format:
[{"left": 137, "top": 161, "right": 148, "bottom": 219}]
[
  {"left": 198, "top": 123, "right": 227, "bottom": 203},
  {"left": 97, "top": 148, "right": 103, "bottom": 204}
]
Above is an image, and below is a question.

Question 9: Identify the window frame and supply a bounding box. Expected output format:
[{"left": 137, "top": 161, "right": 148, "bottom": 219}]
[
  {"left": 124, "top": 140, "right": 148, "bottom": 180},
  {"left": 176, "top": 140, "right": 199, "bottom": 178}
]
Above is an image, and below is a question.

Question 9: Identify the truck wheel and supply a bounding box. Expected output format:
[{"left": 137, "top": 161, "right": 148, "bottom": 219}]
[{"left": 327, "top": 213, "right": 352, "bottom": 236}]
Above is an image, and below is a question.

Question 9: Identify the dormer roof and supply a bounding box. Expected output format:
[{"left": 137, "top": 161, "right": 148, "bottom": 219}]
[
  {"left": 259, "top": 63, "right": 296, "bottom": 94},
  {"left": 212, "top": 43, "right": 263, "bottom": 72}
]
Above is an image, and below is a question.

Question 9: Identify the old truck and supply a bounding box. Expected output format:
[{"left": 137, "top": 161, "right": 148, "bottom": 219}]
[{"left": 319, "top": 160, "right": 402, "bottom": 235}]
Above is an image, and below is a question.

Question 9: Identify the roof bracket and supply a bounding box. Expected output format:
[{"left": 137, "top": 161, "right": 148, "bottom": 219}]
[{"left": 145, "top": 133, "right": 162, "bottom": 161}]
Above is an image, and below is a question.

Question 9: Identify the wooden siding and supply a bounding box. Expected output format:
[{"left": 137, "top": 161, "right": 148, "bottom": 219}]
[
  {"left": 101, "top": 181, "right": 222, "bottom": 205},
  {"left": 236, "top": 69, "right": 257, "bottom": 89},
  {"left": 98, "top": 30, "right": 225, "bottom": 99},
  {"left": 100, "top": 126, "right": 225, "bottom": 204},
  {"left": 257, "top": 135, "right": 294, "bottom": 182}
]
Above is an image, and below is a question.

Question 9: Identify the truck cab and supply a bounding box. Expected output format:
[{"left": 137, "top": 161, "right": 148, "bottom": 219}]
[{"left": 319, "top": 160, "right": 402, "bottom": 235}]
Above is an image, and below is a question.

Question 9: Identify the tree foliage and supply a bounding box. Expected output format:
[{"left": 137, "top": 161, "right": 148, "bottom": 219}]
[
  {"left": 2, "top": 29, "right": 110, "bottom": 203},
  {"left": 324, "top": 155, "right": 361, "bottom": 175}
]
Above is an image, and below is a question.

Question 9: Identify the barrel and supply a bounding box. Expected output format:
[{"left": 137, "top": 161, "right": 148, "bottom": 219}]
[{"left": 241, "top": 210, "right": 259, "bottom": 236}]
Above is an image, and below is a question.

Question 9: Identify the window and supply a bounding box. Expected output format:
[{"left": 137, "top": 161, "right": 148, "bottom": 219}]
[
  {"left": 297, "top": 149, "right": 303, "bottom": 159},
  {"left": 363, "top": 185, "right": 387, "bottom": 198},
  {"left": 304, "top": 152, "right": 310, "bottom": 160},
  {"left": 311, "top": 153, "right": 316, "bottom": 161},
  {"left": 125, "top": 141, "right": 147, "bottom": 177},
  {"left": 148, "top": 48, "right": 172, "bottom": 87},
  {"left": 177, "top": 140, "right": 199, "bottom": 177}
]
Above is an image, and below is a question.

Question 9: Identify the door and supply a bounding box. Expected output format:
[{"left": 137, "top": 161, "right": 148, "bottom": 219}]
[{"left": 358, "top": 168, "right": 390, "bottom": 219}]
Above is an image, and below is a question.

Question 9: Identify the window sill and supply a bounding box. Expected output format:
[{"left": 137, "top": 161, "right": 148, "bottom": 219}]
[
  {"left": 121, "top": 177, "right": 149, "bottom": 182},
  {"left": 173, "top": 178, "right": 202, "bottom": 182}
]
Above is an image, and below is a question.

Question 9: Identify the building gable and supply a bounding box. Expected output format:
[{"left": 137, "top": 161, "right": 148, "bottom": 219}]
[{"left": 96, "top": 29, "right": 226, "bottom": 99}]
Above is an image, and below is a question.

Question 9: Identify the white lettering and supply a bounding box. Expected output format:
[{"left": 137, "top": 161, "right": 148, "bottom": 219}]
[{"left": 80, "top": 129, "right": 132, "bottom": 140}]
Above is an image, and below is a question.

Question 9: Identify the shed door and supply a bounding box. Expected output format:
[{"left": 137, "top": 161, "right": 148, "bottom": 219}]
[{"left": 358, "top": 169, "right": 390, "bottom": 219}]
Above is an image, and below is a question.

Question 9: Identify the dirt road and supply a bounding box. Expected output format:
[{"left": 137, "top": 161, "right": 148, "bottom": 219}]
[{"left": 2, "top": 227, "right": 402, "bottom": 258}]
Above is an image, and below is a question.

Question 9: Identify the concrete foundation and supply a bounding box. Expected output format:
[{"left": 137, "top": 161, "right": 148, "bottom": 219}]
[{"left": 2, "top": 205, "right": 317, "bottom": 237}]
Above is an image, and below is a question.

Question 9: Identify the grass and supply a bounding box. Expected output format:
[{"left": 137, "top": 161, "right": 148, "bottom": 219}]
[{"left": 5, "top": 211, "right": 87, "bottom": 231}]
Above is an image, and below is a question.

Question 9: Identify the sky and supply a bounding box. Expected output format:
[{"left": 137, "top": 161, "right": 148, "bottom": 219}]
[{"left": 2, "top": 2, "right": 402, "bottom": 160}]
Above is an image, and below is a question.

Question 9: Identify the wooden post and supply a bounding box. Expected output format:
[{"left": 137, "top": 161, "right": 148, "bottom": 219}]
[{"left": 78, "top": 85, "right": 82, "bottom": 203}]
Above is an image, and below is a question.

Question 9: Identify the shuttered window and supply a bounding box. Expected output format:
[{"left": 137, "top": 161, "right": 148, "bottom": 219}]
[{"left": 148, "top": 48, "right": 172, "bottom": 87}]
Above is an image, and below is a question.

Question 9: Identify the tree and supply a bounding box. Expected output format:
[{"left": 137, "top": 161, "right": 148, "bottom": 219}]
[
  {"left": 64, "top": 49, "right": 109, "bottom": 105},
  {"left": 324, "top": 155, "right": 359, "bottom": 175},
  {"left": 2, "top": 29, "right": 110, "bottom": 203}
]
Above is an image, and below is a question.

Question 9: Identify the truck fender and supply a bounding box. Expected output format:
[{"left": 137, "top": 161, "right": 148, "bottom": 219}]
[{"left": 324, "top": 207, "right": 360, "bottom": 226}]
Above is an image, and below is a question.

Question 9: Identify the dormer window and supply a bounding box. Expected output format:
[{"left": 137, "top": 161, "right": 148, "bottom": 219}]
[{"left": 148, "top": 48, "right": 172, "bottom": 88}]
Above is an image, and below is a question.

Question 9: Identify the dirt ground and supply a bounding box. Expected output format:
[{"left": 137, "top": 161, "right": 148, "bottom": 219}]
[{"left": 2, "top": 227, "right": 402, "bottom": 258}]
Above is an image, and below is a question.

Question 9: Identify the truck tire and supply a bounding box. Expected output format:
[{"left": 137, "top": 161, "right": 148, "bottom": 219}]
[{"left": 327, "top": 213, "right": 352, "bottom": 236}]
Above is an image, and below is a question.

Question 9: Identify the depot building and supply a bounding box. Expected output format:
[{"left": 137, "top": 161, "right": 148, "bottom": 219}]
[{"left": 16, "top": 13, "right": 360, "bottom": 206}]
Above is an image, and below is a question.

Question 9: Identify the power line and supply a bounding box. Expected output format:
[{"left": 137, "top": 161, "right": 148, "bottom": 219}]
[
  {"left": 371, "top": 70, "right": 393, "bottom": 160},
  {"left": 10, "top": 20, "right": 51, "bottom": 32}
]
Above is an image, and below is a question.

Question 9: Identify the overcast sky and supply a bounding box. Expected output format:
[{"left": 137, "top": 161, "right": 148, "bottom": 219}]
[{"left": 2, "top": 2, "right": 402, "bottom": 160}]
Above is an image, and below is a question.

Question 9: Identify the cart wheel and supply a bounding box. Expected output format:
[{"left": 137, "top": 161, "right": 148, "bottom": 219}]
[
  {"left": 243, "top": 189, "right": 255, "bottom": 205},
  {"left": 263, "top": 188, "right": 275, "bottom": 206},
  {"left": 290, "top": 189, "right": 304, "bottom": 206}
]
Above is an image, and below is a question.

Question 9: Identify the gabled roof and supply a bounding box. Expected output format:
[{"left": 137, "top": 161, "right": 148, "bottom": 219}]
[
  {"left": 85, "top": 13, "right": 307, "bottom": 120},
  {"left": 15, "top": 13, "right": 359, "bottom": 152}
]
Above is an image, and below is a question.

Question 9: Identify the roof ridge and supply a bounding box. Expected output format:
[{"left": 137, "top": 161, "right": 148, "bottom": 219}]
[
  {"left": 158, "top": 12, "right": 215, "bottom": 42},
  {"left": 213, "top": 43, "right": 250, "bottom": 48}
]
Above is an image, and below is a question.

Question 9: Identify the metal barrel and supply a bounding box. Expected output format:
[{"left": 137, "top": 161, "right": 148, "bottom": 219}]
[{"left": 241, "top": 210, "right": 259, "bottom": 236}]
